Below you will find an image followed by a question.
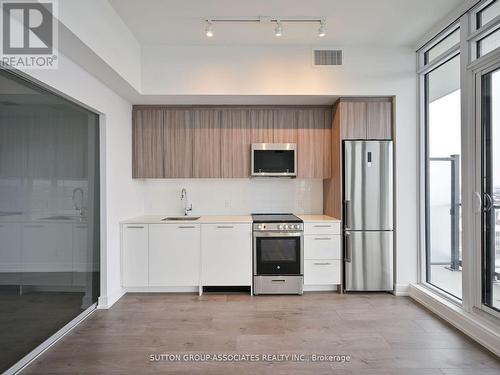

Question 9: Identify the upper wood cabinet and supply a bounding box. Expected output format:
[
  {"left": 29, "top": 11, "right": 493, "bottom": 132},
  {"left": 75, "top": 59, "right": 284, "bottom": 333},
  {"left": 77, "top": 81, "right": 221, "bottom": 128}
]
[
  {"left": 339, "top": 101, "right": 367, "bottom": 139},
  {"left": 273, "top": 108, "right": 298, "bottom": 144},
  {"left": 367, "top": 101, "right": 392, "bottom": 139},
  {"left": 192, "top": 109, "right": 221, "bottom": 178},
  {"left": 132, "top": 105, "right": 334, "bottom": 179},
  {"left": 338, "top": 99, "right": 392, "bottom": 140},
  {"left": 221, "top": 109, "right": 251, "bottom": 178},
  {"left": 297, "top": 108, "right": 325, "bottom": 179},
  {"left": 133, "top": 108, "right": 164, "bottom": 178},
  {"left": 163, "top": 109, "right": 193, "bottom": 178}
]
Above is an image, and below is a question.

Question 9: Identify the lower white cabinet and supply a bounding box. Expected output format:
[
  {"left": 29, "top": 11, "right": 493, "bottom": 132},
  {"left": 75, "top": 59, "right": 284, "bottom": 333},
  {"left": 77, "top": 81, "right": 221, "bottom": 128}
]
[
  {"left": 149, "top": 224, "right": 200, "bottom": 286},
  {"left": 304, "top": 260, "right": 341, "bottom": 285},
  {"left": 201, "top": 224, "right": 252, "bottom": 286},
  {"left": 303, "top": 221, "right": 342, "bottom": 288},
  {"left": 122, "top": 224, "right": 149, "bottom": 287}
]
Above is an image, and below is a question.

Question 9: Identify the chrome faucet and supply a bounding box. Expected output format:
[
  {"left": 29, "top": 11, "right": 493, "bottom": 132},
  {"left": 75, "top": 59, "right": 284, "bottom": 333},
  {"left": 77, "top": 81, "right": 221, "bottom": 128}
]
[
  {"left": 72, "top": 188, "right": 85, "bottom": 217},
  {"left": 180, "top": 188, "right": 192, "bottom": 216}
]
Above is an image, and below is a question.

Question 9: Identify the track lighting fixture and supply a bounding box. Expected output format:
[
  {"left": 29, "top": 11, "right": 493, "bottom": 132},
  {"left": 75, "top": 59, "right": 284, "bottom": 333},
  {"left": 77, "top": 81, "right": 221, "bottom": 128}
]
[
  {"left": 318, "top": 20, "right": 326, "bottom": 37},
  {"left": 205, "top": 20, "right": 213, "bottom": 37},
  {"left": 203, "top": 17, "right": 326, "bottom": 38},
  {"left": 274, "top": 20, "right": 282, "bottom": 37}
]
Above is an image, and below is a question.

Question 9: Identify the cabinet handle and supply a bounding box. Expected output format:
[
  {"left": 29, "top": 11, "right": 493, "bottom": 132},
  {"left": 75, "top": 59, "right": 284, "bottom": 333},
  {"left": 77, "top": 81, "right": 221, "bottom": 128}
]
[
  {"left": 217, "top": 225, "right": 234, "bottom": 229},
  {"left": 178, "top": 225, "right": 196, "bottom": 229},
  {"left": 314, "top": 237, "right": 332, "bottom": 240},
  {"left": 271, "top": 279, "right": 286, "bottom": 283},
  {"left": 313, "top": 225, "right": 332, "bottom": 228},
  {"left": 127, "top": 226, "right": 144, "bottom": 229},
  {"left": 313, "top": 262, "right": 332, "bottom": 265}
]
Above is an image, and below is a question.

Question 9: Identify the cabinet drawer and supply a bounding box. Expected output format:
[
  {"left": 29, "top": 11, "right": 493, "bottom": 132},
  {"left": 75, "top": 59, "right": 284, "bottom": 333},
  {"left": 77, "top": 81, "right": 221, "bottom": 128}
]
[
  {"left": 304, "top": 259, "right": 341, "bottom": 285},
  {"left": 304, "top": 235, "right": 341, "bottom": 260},
  {"left": 304, "top": 222, "right": 340, "bottom": 235}
]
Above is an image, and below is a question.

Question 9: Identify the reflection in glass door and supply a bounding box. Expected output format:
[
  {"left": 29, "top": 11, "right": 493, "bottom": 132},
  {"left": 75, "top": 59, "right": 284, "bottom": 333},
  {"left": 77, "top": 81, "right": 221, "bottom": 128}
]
[
  {"left": 481, "top": 67, "right": 500, "bottom": 312},
  {"left": 0, "top": 70, "right": 100, "bottom": 372}
]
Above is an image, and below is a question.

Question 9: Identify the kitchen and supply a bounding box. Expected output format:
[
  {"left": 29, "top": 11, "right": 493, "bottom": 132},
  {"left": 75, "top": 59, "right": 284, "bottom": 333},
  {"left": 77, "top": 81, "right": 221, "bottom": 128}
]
[
  {"left": 121, "top": 100, "right": 394, "bottom": 296},
  {"left": 1, "top": 1, "right": 499, "bottom": 374}
]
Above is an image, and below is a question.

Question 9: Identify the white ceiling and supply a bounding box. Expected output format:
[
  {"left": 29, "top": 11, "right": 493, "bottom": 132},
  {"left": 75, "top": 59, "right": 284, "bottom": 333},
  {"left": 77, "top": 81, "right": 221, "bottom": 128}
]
[{"left": 109, "top": 0, "right": 465, "bottom": 47}]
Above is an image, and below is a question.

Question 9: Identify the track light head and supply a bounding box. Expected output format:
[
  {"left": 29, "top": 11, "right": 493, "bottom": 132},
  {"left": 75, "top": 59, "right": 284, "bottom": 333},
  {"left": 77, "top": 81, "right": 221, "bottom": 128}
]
[
  {"left": 205, "top": 20, "right": 213, "bottom": 37},
  {"left": 274, "top": 20, "right": 282, "bottom": 37},
  {"left": 318, "top": 20, "right": 326, "bottom": 37}
]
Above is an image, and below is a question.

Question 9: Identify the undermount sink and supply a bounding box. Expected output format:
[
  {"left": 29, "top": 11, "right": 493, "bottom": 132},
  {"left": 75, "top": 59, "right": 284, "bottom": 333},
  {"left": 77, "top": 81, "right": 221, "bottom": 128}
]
[{"left": 161, "top": 216, "right": 200, "bottom": 221}]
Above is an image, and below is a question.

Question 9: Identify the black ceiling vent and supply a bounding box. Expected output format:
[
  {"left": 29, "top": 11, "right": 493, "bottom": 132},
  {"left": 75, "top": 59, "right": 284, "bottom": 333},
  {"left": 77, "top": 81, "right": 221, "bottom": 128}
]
[{"left": 313, "top": 49, "right": 343, "bottom": 66}]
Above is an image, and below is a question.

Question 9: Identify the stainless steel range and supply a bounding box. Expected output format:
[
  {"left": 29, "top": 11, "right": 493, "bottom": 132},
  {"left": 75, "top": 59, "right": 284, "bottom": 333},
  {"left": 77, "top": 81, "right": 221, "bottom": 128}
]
[{"left": 252, "top": 213, "right": 304, "bottom": 295}]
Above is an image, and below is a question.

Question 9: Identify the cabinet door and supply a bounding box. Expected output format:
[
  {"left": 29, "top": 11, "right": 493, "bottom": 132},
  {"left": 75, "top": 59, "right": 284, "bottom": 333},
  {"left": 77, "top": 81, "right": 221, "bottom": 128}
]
[
  {"left": 297, "top": 108, "right": 325, "bottom": 178},
  {"left": 164, "top": 109, "right": 193, "bottom": 178},
  {"left": 0, "top": 223, "right": 21, "bottom": 273},
  {"left": 367, "top": 101, "right": 392, "bottom": 139},
  {"left": 249, "top": 108, "right": 274, "bottom": 143},
  {"left": 340, "top": 101, "right": 367, "bottom": 139},
  {"left": 22, "top": 223, "right": 73, "bottom": 274},
  {"left": 149, "top": 224, "right": 200, "bottom": 286},
  {"left": 304, "top": 260, "right": 341, "bottom": 285},
  {"left": 323, "top": 109, "right": 333, "bottom": 179},
  {"left": 132, "top": 108, "right": 164, "bottom": 178},
  {"left": 201, "top": 224, "right": 252, "bottom": 286},
  {"left": 193, "top": 109, "right": 221, "bottom": 178},
  {"left": 221, "top": 109, "right": 251, "bottom": 177},
  {"left": 273, "top": 108, "right": 298, "bottom": 144},
  {"left": 122, "top": 224, "right": 149, "bottom": 287}
]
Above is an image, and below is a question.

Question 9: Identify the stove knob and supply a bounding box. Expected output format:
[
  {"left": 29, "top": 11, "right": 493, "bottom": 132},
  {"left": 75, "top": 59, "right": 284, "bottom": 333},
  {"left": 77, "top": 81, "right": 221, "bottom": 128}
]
[
  {"left": 283, "top": 224, "right": 289, "bottom": 230},
  {"left": 258, "top": 224, "right": 263, "bottom": 230},
  {"left": 278, "top": 224, "right": 283, "bottom": 230},
  {"left": 294, "top": 224, "right": 300, "bottom": 229}
]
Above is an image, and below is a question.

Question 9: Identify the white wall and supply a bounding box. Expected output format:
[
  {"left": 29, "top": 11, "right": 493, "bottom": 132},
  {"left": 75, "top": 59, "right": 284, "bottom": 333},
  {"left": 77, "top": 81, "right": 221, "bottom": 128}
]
[
  {"left": 142, "top": 179, "right": 323, "bottom": 216},
  {"left": 141, "top": 44, "right": 418, "bottom": 290},
  {"left": 23, "top": 52, "right": 144, "bottom": 308},
  {"left": 58, "top": 0, "right": 142, "bottom": 91}
]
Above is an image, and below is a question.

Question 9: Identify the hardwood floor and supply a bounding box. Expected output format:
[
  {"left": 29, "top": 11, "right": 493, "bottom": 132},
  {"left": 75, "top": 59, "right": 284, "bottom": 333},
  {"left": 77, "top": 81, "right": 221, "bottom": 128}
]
[{"left": 23, "top": 293, "right": 500, "bottom": 374}]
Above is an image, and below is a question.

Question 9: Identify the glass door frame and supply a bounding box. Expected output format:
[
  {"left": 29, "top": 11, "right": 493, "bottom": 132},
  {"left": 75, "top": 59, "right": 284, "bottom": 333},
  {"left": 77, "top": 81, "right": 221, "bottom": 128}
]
[{"left": 473, "top": 57, "right": 500, "bottom": 319}]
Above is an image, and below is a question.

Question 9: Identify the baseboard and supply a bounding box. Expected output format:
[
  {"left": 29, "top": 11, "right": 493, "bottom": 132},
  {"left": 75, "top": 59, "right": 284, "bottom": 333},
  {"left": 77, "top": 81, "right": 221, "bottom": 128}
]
[
  {"left": 393, "top": 283, "right": 410, "bottom": 296},
  {"left": 409, "top": 283, "right": 500, "bottom": 357},
  {"left": 123, "top": 286, "right": 199, "bottom": 293},
  {"left": 98, "top": 289, "right": 125, "bottom": 309}
]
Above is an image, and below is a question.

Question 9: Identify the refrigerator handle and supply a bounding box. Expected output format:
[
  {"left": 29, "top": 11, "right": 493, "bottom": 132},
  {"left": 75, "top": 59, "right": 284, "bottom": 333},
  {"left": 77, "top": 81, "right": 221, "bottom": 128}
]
[
  {"left": 344, "top": 200, "right": 351, "bottom": 230},
  {"left": 344, "top": 232, "right": 352, "bottom": 263}
]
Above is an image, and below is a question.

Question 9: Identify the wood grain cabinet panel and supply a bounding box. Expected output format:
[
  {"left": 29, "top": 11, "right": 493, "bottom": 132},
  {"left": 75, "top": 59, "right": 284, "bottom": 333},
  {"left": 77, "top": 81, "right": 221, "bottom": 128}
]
[
  {"left": 367, "top": 101, "right": 392, "bottom": 139},
  {"left": 273, "top": 108, "right": 298, "bottom": 144},
  {"left": 132, "top": 108, "right": 164, "bottom": 178},
  {"left": 323, "top": 109, "right": 333, "bottom": 179},
  {"left": 193, "top": 109, "right": 221, "bottom": 178},
  {"left": 249, "top": 108, "right": 274, "bottom": 144},
  {"left": 221, "top": 109, "right": 251, "bottom": 178},
  {"left": 297, "top": 108, "right": 325, "bottom": 179},
  {"left": 340, "top": 101, "right": 367, "bottom": 139},
  {"left": 163, "top": 109, "right": 193, "bottom": 178}
]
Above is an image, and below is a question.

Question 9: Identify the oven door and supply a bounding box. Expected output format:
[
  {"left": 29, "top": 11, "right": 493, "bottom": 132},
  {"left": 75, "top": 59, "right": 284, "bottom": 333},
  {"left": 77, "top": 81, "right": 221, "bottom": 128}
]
[{"left": 254, "top": 232, "right": 303, "bottom": 275}]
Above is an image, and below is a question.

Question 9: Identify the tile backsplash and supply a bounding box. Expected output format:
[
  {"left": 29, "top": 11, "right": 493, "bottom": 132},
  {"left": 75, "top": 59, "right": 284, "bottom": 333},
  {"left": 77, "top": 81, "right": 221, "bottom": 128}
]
[{"left": 142, "top": 178, "right": 323, "bottom": 216}]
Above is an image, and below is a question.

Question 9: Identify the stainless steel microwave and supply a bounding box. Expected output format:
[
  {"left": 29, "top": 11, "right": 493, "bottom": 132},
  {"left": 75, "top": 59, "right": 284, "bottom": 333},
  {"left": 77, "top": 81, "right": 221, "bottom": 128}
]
[{"left": 251, "top": 143, "right": 297, "bottom": 177}]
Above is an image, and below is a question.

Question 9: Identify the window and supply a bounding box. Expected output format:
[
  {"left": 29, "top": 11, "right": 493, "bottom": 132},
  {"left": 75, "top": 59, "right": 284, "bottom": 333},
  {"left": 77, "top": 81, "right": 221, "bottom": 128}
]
[
  {"left": 425, "top": 28, "right": 460, "bottom": 64},
  {"left": 478, "top": 28, "right": 500, "bottom": 57},
  {"left": 477, "top": 0, "right": 500, "bottom": 27},
  {"left": 424, "top": 54, "right": 462, "bottom": 299}
]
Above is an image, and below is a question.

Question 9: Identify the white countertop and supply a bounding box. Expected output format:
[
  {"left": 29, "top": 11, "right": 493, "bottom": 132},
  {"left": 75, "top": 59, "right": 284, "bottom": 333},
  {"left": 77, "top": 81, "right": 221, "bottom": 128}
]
[
  {"left": 121, "top": 214, "right": 340, "bottom": 224},
  {"left": 121, "top": 215, "right": 253, "bottom": 224},
  {"left": 296, "top": 214, "right": 341, "bottom": 222}
]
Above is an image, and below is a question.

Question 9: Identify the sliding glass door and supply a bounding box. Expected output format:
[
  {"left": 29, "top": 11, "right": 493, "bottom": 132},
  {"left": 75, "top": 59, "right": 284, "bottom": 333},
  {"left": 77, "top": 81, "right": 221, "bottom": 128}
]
[
  {"left": 0, "top": 69, "right": 100, "bottom": 373},
  {"left": 481, "top": 66, "right": 500, "bottom": 312}
]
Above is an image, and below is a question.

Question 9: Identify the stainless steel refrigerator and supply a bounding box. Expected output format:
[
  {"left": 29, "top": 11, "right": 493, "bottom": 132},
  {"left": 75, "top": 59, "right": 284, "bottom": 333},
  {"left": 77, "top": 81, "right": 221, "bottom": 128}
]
[{"left": 343, "top": 140, "right": 394, "bottom": 291}]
